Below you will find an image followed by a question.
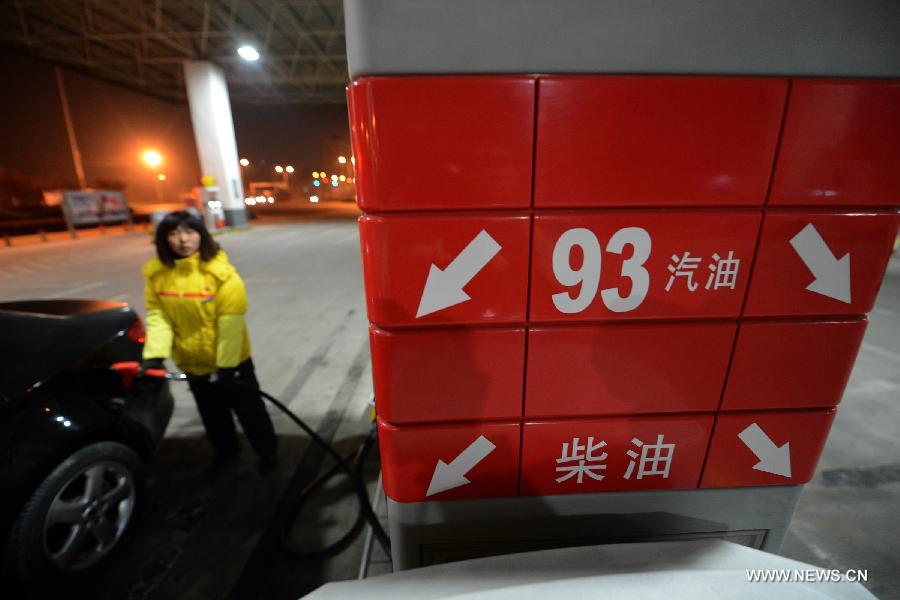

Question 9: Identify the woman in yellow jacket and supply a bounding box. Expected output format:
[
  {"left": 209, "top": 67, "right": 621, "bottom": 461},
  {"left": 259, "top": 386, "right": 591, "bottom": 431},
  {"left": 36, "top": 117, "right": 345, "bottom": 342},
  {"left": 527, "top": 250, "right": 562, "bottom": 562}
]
[{"left": 141, "top": 211, "right": 277, "bottom": 474}]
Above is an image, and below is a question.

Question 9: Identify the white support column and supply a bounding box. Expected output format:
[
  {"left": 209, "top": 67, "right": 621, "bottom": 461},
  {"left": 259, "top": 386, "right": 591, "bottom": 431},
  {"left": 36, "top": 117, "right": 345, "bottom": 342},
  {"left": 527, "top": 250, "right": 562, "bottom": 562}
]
[{"left": 183, "top": 60, "right": 247, "bottom": 226}]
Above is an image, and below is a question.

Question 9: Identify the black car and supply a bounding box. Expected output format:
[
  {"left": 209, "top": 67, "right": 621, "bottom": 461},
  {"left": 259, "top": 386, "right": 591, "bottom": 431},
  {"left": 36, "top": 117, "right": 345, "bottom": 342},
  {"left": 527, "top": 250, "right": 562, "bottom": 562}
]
[{"left": 0, "top": 300, "right": 173, "bottom": 582}]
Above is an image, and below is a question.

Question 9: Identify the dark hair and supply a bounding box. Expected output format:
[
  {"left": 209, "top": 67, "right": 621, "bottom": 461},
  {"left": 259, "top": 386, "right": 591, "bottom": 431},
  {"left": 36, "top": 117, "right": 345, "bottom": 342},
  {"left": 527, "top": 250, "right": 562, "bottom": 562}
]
[{"left": 154, "top": 210, "right": 220, "bottom": 267}]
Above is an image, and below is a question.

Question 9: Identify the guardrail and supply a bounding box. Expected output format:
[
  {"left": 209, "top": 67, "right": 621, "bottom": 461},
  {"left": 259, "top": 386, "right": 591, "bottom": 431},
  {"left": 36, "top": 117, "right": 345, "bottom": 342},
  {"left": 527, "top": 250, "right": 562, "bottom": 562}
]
[{"left": 0, "top": 216, "right": 147, "bottom": 247}]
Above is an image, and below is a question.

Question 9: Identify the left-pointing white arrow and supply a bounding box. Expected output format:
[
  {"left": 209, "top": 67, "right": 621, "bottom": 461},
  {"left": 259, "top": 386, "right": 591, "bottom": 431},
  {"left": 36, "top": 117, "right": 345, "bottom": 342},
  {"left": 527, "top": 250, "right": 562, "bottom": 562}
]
[
  {"left": 738, "top": 423, "right": 792, "bottom": 478},
  {"left": 789, "top": 223, "right": 851, "bottom": 303},
  {"left": 426, "top": 435, "right": 496, "bottom": 497},
  {"left": 416, "top": 230, "right": 502, "bottom": 318}
]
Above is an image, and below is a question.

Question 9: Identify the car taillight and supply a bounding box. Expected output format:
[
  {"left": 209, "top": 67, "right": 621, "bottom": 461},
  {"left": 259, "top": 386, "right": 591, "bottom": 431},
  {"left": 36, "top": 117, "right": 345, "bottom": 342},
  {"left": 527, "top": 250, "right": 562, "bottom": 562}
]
[{"left": 127, "top": 317, "right": 146, "bottom": 344}]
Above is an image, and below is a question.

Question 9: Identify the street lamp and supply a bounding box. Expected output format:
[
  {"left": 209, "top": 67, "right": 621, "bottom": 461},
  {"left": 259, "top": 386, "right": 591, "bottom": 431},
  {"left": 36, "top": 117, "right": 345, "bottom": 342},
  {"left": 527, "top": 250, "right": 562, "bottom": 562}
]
[
  {"left": 285, "top": 165, "right": 294, "bottom": 174},
  {"left": 238, "top": 158, "right": 250, "bottom": 195},
  {"left": 338, "top": 156, "right": 347, "bottom": 164},
  {"left": 141, "top": 149, "right": 164, "bottom": 202},
  {"left": 142, "top": 149, "right": 162, "bottom": 169}
]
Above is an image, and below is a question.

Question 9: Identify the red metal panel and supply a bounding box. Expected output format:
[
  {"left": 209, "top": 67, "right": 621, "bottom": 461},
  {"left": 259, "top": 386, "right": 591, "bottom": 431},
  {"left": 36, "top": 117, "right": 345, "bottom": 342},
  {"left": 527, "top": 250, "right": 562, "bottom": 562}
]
[
  {"left": 770, "top": 80, "right": 900, "bottom": 207},
  {"left": 722, "top": 319, "right": 866, "bottom": 411},
  {"left": 348, "top": 76, "right": 535, "bottom": 212},
  {"left": 743, "top": 212, "right": 899, "bottom": 317},
  {"left": 371, "top": 325, "right": 526, "bottom": 424},
  {"left": 534, "top": 76, "right": 787, "bottom": 208},
  {"left": 529, "top": 211, "right": 761, "bottom": 322},
  {"left": 359, "top": 214, "right": 531, "bottom": 327},
  {"left": 701, "top": 410, "right": 836, "bottom": 488},
  {"left": 520, "top": 415, "right": 713, "bottom": 495},
  {"left": 526, "top": 322, "right": 736, "bottom": 417},
  {"left": 377, "top": 417, "right": 520, "bottom": 502}
]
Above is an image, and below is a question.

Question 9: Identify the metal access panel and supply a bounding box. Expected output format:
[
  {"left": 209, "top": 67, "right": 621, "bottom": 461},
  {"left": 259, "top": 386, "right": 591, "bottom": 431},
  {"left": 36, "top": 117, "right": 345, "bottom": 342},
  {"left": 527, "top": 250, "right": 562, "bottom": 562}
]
[{"left": 387, "top": 486, "right": 802, "bottom": 571}]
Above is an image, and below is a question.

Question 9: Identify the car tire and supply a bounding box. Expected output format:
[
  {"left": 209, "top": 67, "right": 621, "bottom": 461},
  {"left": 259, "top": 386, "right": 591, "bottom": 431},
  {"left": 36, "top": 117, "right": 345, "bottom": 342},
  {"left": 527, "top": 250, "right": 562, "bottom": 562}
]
[{"left": 5, "top": 441, "right": 144, "bottom": 585}]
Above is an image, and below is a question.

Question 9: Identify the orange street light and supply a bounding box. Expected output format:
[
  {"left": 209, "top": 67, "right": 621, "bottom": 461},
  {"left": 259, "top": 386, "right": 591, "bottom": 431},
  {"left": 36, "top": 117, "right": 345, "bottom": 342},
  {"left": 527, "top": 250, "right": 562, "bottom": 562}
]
[
  {"left": 156, "top": 173, "right": 167, "bottom": 181},
  {"left": 142, "top": 149, "right": 162, "bottom": 168}
]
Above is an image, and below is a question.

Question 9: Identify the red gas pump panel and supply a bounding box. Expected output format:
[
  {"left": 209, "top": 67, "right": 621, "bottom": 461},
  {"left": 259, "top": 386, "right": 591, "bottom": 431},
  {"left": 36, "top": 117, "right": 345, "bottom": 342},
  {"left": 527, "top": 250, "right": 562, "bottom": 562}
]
[
  {"left": 520, "top": 415, "right": 713, "bottom": 495},
  {"left": 359, "top": 214, "right": 531, "bottom": 327},
  {"left": 743, "top": 212, "right": 899, "bottom": 317},
  {"left": 770, "top": 80, "right": 900, "bottom": 207},
  {"left": 526, "top": 322, "right": 736, "bottom": 417},
  {"left": 529, "top": 211, "right": 761, "bottom": 322},
  {"left": 701, "top": 410, "right": 836, "bottom": 488},
  {"left": 534, "top": 76, "right": 787, "bottom": 208},
  {"left": 722, "top": 319, "right": 866, "bottom": 411},
  {"left": 378, "top": 418, "right": 521, "bottom": 502},
  {"left": 348, "top": 76, "right": 535, "bottom": 212},
  {"left": 370, "top": 325, "right": 526, "bottom": 424}
]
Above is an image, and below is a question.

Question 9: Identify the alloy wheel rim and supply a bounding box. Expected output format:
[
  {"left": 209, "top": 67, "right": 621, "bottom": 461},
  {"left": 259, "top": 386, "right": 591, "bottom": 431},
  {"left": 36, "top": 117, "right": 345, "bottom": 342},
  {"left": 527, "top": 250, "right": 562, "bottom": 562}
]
[{"left": 42, "top": 460, "right": 136, "bottom": 571}]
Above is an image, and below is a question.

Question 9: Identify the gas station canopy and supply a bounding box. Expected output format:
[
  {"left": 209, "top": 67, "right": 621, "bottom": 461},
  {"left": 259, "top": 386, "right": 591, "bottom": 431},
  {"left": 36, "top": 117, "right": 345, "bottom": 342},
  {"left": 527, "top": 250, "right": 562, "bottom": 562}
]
[{"left": 0, "top": 0, "right": 348, "bottom": 104}]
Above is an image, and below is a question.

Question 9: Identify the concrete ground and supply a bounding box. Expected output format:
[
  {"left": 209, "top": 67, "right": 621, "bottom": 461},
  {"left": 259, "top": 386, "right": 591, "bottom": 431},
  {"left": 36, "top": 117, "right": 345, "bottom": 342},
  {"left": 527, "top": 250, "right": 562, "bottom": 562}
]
[
  {"left": 779, "top": 251, "right": 900, "bottom": 600},
  {"left": 0, "top": 206, "right": 898, "bottom": 598}
]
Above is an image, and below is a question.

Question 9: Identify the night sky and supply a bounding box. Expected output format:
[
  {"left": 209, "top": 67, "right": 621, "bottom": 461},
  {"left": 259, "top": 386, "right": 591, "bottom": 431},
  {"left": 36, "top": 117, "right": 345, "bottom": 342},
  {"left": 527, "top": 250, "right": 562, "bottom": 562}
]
[{"left": 0, "top": 48, "right": 351, "bottom": 207}]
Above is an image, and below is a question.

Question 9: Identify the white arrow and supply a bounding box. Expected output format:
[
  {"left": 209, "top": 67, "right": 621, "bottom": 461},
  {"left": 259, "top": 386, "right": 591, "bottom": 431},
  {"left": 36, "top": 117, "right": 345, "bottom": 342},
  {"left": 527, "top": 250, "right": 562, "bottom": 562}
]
[
  {"left": 789, "top": 223, "right": 851, "bottom": 303},
  {"left": 738, "top": 423, "right": 792, "bottom": 478},
  {"left": 416, "top": 230, "right": 502, "bottom": 318},
  {"left": 426, "top": 435, "right": 496, "bottom": 497}
]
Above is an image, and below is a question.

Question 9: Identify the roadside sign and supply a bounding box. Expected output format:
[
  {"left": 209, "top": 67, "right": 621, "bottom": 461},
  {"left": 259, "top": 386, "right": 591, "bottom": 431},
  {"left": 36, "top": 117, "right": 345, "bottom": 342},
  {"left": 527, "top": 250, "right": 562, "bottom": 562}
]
[{"left": 62, "top": 190, "right": 130, "bottom": 225}]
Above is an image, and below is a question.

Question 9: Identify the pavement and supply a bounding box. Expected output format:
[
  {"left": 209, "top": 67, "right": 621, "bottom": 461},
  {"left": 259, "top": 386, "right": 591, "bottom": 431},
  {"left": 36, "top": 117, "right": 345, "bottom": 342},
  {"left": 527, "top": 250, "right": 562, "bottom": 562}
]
[
  {"left": 1, "top": 203, "right": 390, "bottom": 599},
  {"left": 0, "top": 206, "right": 898, "bottom": 599}
]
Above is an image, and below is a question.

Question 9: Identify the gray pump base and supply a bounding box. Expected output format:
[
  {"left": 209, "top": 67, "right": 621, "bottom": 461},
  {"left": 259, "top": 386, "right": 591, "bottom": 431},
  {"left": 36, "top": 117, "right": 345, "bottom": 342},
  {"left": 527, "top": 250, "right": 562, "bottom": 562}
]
[{"left": 387, "top": 486, "right": 803, "bottom": 571}]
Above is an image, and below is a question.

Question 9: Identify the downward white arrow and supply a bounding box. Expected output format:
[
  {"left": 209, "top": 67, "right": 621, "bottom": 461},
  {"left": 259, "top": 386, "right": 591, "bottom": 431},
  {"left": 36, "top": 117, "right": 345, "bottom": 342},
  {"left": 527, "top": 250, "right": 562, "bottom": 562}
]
[
  {"left": 789, "top": 223, "right": 851, "bottom": 303},
  {"left": 426, "top": 435, "right": 496, "bottom": 497},
  {"left": 416, "top": 230, "right": 502, "bottom": 318},
  {"left": 738, "top": 423, "right": 792, "bottom": 478}
]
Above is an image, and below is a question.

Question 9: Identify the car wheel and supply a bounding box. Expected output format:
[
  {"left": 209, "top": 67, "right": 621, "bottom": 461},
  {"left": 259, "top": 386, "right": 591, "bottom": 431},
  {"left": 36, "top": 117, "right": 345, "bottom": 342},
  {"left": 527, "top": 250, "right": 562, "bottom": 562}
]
[{"left": 6, "top": 441, "right": 143, "bottom": 582}]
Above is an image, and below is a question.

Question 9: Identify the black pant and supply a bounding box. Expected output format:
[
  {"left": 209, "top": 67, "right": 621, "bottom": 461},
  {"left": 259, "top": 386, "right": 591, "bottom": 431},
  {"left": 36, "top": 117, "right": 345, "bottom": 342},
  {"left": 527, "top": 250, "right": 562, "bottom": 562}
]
[{"left": 186, "top": 358, "right": 278, "bottom": 459}]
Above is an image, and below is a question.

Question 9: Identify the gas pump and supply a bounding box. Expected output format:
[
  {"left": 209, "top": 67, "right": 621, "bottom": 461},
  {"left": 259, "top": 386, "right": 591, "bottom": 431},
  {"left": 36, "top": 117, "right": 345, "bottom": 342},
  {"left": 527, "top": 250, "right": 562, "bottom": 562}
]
[
  {"left": 344, "top": 0, "right": 900, "bottom": 572},
  {"left": 191, "top": 185, "right": 226, "bottom": 232}
]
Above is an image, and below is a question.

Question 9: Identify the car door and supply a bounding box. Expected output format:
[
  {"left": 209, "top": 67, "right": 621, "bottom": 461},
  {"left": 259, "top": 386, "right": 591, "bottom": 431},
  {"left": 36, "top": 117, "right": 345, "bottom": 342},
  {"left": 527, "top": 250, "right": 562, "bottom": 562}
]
[{"left": 0, "top": 393, "right": 13, "bottom": 530}]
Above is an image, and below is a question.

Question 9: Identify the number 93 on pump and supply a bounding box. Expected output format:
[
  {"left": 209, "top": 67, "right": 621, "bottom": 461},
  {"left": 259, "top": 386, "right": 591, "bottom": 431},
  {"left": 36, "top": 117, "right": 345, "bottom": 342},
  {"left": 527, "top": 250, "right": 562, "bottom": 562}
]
[{"left": 530, "top": 211, "right": 762, "bottom": 321}]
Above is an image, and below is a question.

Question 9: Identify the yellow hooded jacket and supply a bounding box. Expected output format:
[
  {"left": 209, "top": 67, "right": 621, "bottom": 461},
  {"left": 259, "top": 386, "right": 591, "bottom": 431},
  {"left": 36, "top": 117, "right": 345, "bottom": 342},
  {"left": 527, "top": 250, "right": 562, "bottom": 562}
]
[{"left": 141, "top": 251, "right": 251, "bottom": 375}]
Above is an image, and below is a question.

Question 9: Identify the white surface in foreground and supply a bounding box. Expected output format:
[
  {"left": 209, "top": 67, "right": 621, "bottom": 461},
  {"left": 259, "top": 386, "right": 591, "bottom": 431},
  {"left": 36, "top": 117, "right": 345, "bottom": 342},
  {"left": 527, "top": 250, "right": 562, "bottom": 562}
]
[{"left": 306, "top": 540, "right": 874, "bottom": 599}]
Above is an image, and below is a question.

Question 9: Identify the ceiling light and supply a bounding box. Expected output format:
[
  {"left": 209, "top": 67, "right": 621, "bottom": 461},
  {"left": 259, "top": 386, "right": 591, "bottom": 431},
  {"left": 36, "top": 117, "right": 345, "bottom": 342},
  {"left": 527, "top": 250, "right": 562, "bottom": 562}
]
[{"left": 237, "top": 46, "right": 260, "bottom": 61}]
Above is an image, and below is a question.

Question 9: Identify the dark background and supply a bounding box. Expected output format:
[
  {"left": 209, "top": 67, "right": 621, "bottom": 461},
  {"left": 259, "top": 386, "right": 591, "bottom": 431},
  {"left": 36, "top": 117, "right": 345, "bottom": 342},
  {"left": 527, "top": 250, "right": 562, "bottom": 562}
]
[{"left": 0, "top": 47, "right": 351, "bottom": 210}]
